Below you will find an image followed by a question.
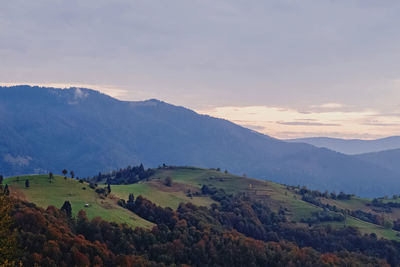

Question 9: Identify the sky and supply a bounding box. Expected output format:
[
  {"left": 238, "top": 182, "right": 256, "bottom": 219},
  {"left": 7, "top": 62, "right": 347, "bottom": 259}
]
[{"left": 1, "top": 0, "right": 400, "bottom": 139}]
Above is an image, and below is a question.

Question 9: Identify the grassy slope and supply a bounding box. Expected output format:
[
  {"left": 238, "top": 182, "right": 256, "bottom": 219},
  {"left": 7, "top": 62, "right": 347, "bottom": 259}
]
[
  {"left": 5, "top": 175, "right": 153, "bottom": 229},
  {"left": 6, "top": 167, "right": 400, "bottom": 241},
  {"left": 146, "top": 167, "right": 321, "bottom": 219},
  {"left": 129, "top": 167, "right": 400, "bottom": 241},
  {"left": 111, "top": 182, "right": 215, "bottom": 209}
]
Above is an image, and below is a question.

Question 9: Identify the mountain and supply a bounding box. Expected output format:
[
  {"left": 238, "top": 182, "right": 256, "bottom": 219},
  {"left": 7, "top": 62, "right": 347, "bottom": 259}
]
[
  {"left": 287, "top": 136, "right": 400, "bottom": 155},
  {"left": 355, "top": 149, "right": 400, "bottom": 175},
  {"left": 1, "top": 85, "right": 400, "bottom": 197}
]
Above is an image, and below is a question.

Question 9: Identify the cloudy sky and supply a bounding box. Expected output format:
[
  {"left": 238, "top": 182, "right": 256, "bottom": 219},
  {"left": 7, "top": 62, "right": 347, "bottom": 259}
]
[{"left": 1, "top": 0, "right": 400, "bottom": 139}]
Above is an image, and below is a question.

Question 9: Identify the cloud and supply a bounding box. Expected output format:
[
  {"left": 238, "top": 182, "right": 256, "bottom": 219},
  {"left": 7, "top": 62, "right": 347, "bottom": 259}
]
[
  {"left": 3, "top": 154, "right": 32, "bottom": 166},
  {"left": 1, "top": 0, "right": 400, "bottom": 112},
  {"left": 313, "top": 103, "right": 344, "bottom": 109},
  {"left": 362, "top": 121, "right": 400, "bottom": 127},
  {"left": 198, "top": 105, "right": 400, "bottom": 139},
  {"left": 278, "top": 131, "right": 384, "bottom": 140},
  {"left": 321, "top": 103, "right": 344, "bottom": 108},
  {"left": 1, "top": 1, "right": 400, "bottom": 139},
  {"left": 277, "top": 121, "right": 341, "bottom": 126},
  {"left": 240, "top": 124, "right": 266, "bottom": 131},
  {"left": 74, "top": 88, "right": 88, "bottom": 99}
]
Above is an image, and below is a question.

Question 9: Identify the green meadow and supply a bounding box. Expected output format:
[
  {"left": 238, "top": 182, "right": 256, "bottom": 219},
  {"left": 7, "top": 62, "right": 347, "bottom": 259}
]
[
  {"left": 5, "top": 174, "right": 153, "bottom": 229},
  {"left": 5, "top": 167, "right": 400, "bottom": 241}
]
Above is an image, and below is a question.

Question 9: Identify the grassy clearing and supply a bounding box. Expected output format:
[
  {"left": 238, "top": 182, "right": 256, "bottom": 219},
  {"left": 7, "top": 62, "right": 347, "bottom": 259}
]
[
  {"left": 322, "top": 217, "right": 400, "bottom": 241},
  {"left": 151, "top": 167, "right": 321, "bottom": 219},
  {"left": 7, "top": 168, "right": 400, "bottom": 241},
  {"left": 346, "top": 217, "right": 400, "bottom": 241},
  {"left": 6, "top": 175, "right": 153, "bottom": 229},
  {"left": 289, "top": 198, "right": 322, "bottom": 221},
  {"left": 110, "top": 181, "right": 215, "bottom": 209},
  {"left": 149, "top": 168, "right": 400, "bottom": 240},
  {"left": 321, "top": 197, "right": 370, "bottom": 211}
]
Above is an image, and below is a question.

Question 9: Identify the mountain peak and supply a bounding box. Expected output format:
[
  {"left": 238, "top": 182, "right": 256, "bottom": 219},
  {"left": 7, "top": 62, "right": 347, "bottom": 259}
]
[{"left": 1, "top": 85, "right": 400, "bottom": 197}]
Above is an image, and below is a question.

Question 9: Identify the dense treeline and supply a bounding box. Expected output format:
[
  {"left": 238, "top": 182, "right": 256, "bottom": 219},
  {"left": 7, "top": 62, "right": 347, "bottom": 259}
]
[
  {"left": 301, "top": 210, "right": 345, "bottom": 225},
  {"left": 200, "top": 186, "right": 400, "bottom": 266},
  {"left": 2, "top": 195, "right": 389, "bottom": 266},
  {"left": 293, "top": 186, "right": 393, "bottom": 228},
  {"left": 3, "top": 180, "right": 400, "bottom": 266},
  {"left": 92, "top": 164, "right": 155, "bottom": 185},
  {"left": 350, "top": 210, "right": 384, "bottom": 226},
  {"left": 369, "top": 198, "right": 400, "bottom": 211},
  {"left": 289, "top": 186, "right": 353, "bottom": 200}
]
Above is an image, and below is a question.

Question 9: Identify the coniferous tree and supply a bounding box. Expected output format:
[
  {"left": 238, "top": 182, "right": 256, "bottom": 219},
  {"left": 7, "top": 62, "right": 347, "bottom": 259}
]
[
  {"left": 128, "top": 193, "right": 134, "bottom": 203},
  {"left": 0, "top": 175, "right": 3, "bottom": 185},
  {"left": 49, "top": 172, "right": 54, "bottom": 183},
  {"left": 164, "top": 176, "right": 172, "bottom": 187},
  {"left": 3, "top": 184, "right": 9, "bottom": 196},
  {"left": 61, "top": 201, "right": 72, "bottom": 218},
  {"left": 25, "top": 179, "right": 30, "bottom": 188},
  {"left": 62, "top": 169, "right": 68, "bottom": 177},
  {"left": 127, "top": 193, "right": 135, "bottom": 210},
  {"left": 139, "top": 163, "right": 144, "bottom": 173},
  {"left": 107, "top": 183, "right": 111, "bottom": 194},
  {"left": 70, "top": 170, "right": 75, "bottom": 179}
]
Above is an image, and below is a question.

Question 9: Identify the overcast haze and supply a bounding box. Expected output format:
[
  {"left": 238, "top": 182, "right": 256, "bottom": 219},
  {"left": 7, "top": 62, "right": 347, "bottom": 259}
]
[{"left": 2, "top": 0, "right": 400, "bottom": 138}]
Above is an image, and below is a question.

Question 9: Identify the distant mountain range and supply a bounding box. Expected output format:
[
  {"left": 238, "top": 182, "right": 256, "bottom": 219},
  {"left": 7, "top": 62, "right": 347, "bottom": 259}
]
[
  {"left": 2, "top": 85, "right": 400, "bottom": 197},
  {"left": 287, "top": 136, "right": 400, "bottom": 155},
  {"left": 355, "top": 149, "right": 400, "bottom": 175}
]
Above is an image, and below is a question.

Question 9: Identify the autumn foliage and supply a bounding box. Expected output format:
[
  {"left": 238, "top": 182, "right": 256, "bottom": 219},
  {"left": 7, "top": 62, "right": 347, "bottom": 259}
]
[{"left": 0, "top": 195, "right": 390, "bottom": 266}]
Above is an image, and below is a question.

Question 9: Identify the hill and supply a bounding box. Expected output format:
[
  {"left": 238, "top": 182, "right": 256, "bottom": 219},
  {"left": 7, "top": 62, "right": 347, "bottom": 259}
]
[
  {"left": 5, "top": 174, "right": 153, "bottom": 228},
  {"left": 2, "top": 85, "right": 400, "bottom": 197},
  {"left": 118, "top": 166, "right": 400, "bottom": 241},
  {"left": 4, "top": 166, "right": 400, "bottom": 266},
  {"left": 355, "top": 148, "right": 400, "bottom": 174},
  {"left": 8, "top": 166, "right": 400, "bottom": 241},
  {"left": 287, "top": 136, "right": 400, "bottom": 155}
]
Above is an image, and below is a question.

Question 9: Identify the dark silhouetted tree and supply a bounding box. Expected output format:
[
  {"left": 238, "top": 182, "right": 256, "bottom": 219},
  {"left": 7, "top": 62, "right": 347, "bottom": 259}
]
[
  {"left": 107, "top": 183, "right": 111, "bottom": 194},
  {"left": 25, "top": 179, "right": 30, "bottom": 188},
  {"left": 126, "top": 193, "right": 135, "bottom": 209},
  {"left": 49, "top": 172, "right": 54, "bottom": 183},
  {"left": 70, "top": 170, "right": 75, "bottom": 179},
  {"left": 3, "top": 184, "right": 9, "bottom": 196},
  {"left": 61, "top": 201, "right": 72, "bottom": 218},
  {"left": 0, "top": 175, "right": 3, "bottom": 185},
  {"left": 128, "top": 193, "right": 134, "bottom": 203},
  {"left": 62, "top": 169, "right": 68, "bottom": 176},
  {"left": 139, "top": 163, "right": 145, "bottom": 173},
  {"left": 164, "top": 176, "right": 172, "bottom": 187}
]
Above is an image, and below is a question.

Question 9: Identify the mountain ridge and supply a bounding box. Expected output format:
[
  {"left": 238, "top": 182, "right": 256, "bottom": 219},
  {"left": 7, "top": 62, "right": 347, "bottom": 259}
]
[
  {"left": 1, "top": 85, "right": 400, "bottom": 197},
  {"left": 287, "top": 136, "right": 400, "bottom": 155},
  {"left": 355, "top": 148, "right": 400, "bottom": 175}
]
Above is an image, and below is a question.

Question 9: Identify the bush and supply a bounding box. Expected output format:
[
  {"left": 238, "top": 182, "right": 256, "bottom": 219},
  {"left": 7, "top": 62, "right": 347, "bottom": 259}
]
[{"left": 164, "top": 177, "right": 172, "bottom": 187}]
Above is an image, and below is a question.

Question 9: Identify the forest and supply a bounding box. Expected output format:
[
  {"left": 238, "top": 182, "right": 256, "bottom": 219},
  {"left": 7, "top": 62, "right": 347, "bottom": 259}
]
[{"left": 1, "top": 179, "right": 400, "bottom": 267}]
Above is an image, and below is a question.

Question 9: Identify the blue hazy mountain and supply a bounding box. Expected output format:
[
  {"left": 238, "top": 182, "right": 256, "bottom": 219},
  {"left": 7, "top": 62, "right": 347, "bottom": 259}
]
[
  {"left": 287, "top": 136, "right": 400, "bottom": 155},
  {"left": 355, "top": 149, "right": 400, "bottom": 175},
  {"left": 1, "top": 85, "right": 399, "bottom": 197}
]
